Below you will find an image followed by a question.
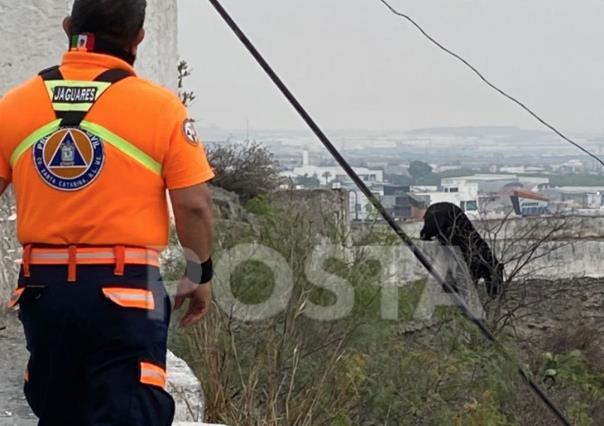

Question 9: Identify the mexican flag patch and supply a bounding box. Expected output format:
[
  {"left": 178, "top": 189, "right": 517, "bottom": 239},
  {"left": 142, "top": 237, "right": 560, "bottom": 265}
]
[{"left": 71, "top": 33, "right": 96, "bottom": 51}]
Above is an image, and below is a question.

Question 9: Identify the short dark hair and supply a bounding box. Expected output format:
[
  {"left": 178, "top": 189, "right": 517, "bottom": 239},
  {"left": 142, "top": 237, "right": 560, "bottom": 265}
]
[{"left": 70, "top": 0, "right": 147, "bottom": 49}]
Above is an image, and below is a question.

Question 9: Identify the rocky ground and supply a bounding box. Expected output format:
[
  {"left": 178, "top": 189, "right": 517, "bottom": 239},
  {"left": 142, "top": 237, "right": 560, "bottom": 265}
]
[
  {"left": 503, "top": 277, "right": 604, "bottom": 337},
  {"left": 0, "top": 311, "right": 36, "bottom": 426}
]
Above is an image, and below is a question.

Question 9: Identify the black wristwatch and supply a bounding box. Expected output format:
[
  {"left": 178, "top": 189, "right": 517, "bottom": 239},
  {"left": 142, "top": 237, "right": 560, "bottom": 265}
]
[{"left": 185, "top": 258, "right": 213, "bottom": 285}]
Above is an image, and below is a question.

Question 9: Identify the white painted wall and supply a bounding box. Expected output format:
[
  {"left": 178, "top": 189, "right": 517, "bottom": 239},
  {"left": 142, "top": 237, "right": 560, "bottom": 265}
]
[
  {"left": 0, "top": 0, "right": 178, "bottom": 94},
  {"left": 137, "top": 0, "right": 179, "bottom": 91}
]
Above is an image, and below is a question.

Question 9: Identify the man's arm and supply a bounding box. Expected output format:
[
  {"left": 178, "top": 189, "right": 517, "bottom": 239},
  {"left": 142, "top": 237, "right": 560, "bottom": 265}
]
[
  {"left": 169, "top": 183, "right": 215, "bottom": 326},
  {"left": 0, "top": 178, "right": 8, "bottom": 197},
  {"left": 170, "top": 182, "right": 214, "bottom": 264}
]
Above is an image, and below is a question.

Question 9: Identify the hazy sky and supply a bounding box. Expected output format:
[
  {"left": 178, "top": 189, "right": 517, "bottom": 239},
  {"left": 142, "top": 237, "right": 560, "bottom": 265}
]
[{"left": 178, "top": 0, "right": 604, "bottom": 134}]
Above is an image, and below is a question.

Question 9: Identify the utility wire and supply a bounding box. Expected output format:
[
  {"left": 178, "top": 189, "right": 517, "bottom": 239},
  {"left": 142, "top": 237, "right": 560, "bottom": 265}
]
[
  {"left": 379, "top": 0, "right": 604, "bottom": 168},
  {"left": 206, "top": 0, "right": 572, "bottom": 424}
]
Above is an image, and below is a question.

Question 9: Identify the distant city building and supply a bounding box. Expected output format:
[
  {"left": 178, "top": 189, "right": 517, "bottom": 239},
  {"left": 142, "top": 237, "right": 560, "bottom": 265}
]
[
  {"left": 509, "top": 190, "right": 550, "bottom": 217},
  {"left": 542, "top": 186, "right": 604, "bottom": 210},
  {"left": 282, "top": 143, "right": 602, "bottom": 222},
  {"left": 441, "top": 174, "right": 549, "bottom": 193},
  {"left": 410, "top": 185, "right": 438, "bottom": 192},
  {"left": 382, "top": 184, "right": 413, "bottom": 219},
  {"left": 411, "top": 190, "right": 479, "bottom": 216},
  {"left": 348, "top": 185, "right": 384, "bottom": 221},
  {"left": 282, "top": 151, "right": 384, "bottom": 188},
  {"left": 432, "top": 165, "right": 464, "bottom": 173},
  {"left": 499, "top": 165, "right": 546, "bottom": 174},
  {"left": 384, "top": 164, "right": 410, "bottom": 176},
  {"left": 411, "top": 174, "right": 552, "bottom": 218},
  {"left": 348, "top": 184, "right": 427, "bottom": 221},
  {"left": 551, "top": 159, "right": 586, "bottom": 174}
]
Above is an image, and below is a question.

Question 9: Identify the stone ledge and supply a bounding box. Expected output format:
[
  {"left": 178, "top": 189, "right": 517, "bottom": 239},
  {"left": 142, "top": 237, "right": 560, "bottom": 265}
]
[{"left": 167, "top": 351, "right": 205, "bottom": 422}]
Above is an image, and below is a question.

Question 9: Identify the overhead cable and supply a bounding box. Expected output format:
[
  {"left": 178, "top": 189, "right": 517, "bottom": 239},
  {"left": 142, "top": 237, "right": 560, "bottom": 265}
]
[{"left": 379, "top": 0, "right": 604, "bottom": 167}]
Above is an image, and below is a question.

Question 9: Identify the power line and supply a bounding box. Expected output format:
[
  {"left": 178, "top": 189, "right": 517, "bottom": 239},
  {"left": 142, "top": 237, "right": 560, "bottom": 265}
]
[
  {"left": 379, "top": 0, "right": 604, "bottom": 168},
  {"left": 206, "top": 0, "right": 572, "bottom": 424}
]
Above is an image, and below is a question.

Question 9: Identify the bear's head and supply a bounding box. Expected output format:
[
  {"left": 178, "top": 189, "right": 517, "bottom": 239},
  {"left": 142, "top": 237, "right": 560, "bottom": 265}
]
[{"left": 420, "top": 202, "right": 467, "bottom": 244}]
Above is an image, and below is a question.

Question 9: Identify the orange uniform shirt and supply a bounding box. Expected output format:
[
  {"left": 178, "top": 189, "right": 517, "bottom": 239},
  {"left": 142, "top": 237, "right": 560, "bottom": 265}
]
[{"left": 0, "top": 51, "right": 214, "bottom": 247}]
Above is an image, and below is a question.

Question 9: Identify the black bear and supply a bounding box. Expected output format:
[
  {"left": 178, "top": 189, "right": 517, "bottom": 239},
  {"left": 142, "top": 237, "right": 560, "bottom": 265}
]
[{"left": 420, "top": 202, "right": 504, "bottom": 298}]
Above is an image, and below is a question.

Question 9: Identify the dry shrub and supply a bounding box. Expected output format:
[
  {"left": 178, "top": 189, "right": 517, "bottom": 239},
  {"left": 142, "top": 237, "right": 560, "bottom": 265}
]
[
  {"left": 170, "top": 198, "right": 363, "bottom": 425},
  {"left": 175, "top": 307, "right": 362, "bottom": 426},
  {"left": 207, "top": 143, "right": 284, "bottom": 203}
]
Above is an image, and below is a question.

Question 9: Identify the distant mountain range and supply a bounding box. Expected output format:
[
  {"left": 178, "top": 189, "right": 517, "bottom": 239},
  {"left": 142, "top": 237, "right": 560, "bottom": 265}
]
[{"left": 405, "top": 126, "right": 550, "bottom": 139}]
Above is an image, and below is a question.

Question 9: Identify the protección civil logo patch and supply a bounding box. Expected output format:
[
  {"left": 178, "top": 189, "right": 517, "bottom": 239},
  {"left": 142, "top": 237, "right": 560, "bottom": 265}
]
[
  {"left": 33, "top": 128, "right": 105, "bottom": 191},
  {"left": 182, "top": 118, "right": 199, "bottom": 146}
]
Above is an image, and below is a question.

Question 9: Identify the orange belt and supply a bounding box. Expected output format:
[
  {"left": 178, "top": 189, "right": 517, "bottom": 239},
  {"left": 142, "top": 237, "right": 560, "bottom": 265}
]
[{"left": 22, "top": 245, "right": 161, "bottom": 282}]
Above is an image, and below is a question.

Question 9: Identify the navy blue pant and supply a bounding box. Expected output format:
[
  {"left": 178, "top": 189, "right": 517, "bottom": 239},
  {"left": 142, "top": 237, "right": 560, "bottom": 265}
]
[{"left": 16, "top": 265, "right": 175, "bottom": 426}]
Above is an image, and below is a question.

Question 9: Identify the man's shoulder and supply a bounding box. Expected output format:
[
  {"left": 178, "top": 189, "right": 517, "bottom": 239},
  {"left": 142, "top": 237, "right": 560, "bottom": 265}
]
[
  {"left": 124, "top": 76, "right": 183, "bottom": 110},
  {"left": 0, "top": 75, "right": 44, "bottom": 108}
]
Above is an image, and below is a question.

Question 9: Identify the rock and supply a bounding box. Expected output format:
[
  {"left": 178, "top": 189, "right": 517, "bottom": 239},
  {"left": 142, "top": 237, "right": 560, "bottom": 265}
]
[
  {"left": 0, "top": 313, "right": 37, "bottom": 426},
  {"left": 167, "top": 351, "right": 205, "bottom": 423},
  {"left": 210, "top": 186, "right": 249, "bottom": 222}
]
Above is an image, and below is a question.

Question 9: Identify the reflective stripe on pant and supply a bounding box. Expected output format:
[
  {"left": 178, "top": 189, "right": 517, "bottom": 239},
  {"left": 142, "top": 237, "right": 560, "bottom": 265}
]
[{"left": 16, "top": 265, "right": 175, "bottom": 426}]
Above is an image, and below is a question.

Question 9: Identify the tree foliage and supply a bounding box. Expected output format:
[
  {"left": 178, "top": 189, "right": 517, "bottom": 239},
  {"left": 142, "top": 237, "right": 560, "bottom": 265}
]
[
  {"left": 409, "top": 160, "right": 433, "bottom": 182},
  {"left": 177, "top": 60, "right": 196, "bottom": 107},
  {"left": 206, "top": 142, "right": 283, "bottom": 202},
  {"left": 294, "top": 173, "right": 321, "bottom": 188}
]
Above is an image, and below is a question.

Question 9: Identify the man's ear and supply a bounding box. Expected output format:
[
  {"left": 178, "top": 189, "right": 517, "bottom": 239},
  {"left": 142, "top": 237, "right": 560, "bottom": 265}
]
[
  {"left": 63, "top": 16, "right": 72, "bottom": 38},
  {"left": 131, "top": 28, "right": 145, "bottom": 55}
]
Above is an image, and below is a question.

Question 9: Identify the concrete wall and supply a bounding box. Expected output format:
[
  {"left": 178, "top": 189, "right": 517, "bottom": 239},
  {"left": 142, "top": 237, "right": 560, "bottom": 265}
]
[
  {"left": 0, "top": 0, "right": 178, "bottom": 94},
  {"left": 353, "top": 216, "right": 604, "bottom": 279},
  {"left": 354, "top": 215, "right": 604, "bottom": 241},
  {"left": 137, "top": 0, "right": 179, "bottom": 91},
  {"left": 521, "top": 240, "right": 604, "bottom": 279}
]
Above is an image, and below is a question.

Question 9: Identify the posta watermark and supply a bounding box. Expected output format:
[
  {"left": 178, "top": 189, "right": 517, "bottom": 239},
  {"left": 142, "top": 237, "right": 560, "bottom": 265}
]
[{"left": 164, "top": 242, "right": 489, "bottom": 322}]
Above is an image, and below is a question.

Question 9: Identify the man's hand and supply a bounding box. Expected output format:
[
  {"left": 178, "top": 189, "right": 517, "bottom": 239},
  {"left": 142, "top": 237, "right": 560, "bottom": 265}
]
[
  {"left": 173, "top": 278, "right": 212, "bottom": 327},
  {"left": 170, "top": 183, "right": 214, "bottom": 327}
]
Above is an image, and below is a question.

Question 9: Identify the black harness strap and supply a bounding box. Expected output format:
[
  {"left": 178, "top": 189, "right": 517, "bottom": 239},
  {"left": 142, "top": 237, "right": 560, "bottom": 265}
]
[
  {"left": 39, "top": 66, "right": 134, "bottom": 127},
  {"left": 39, "top": 66, "right": 63, "bottom": 81},
  {"left": 56, "top": 111, "right": 86, "bottom": 128},
  {"left": 94, "top": 69, "right": 133, "bottom": 84}
]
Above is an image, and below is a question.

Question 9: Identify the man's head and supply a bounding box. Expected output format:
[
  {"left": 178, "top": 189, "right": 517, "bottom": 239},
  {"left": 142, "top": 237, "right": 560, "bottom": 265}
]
[{"left": 64, "top": 0, "right": 147, "bottom": 57}]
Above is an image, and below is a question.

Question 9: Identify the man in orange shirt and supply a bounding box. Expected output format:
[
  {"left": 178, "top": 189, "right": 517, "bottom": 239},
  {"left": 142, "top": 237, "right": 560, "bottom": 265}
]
[{"left": 0, "top": 1, "right": 215, "bottom": 424}]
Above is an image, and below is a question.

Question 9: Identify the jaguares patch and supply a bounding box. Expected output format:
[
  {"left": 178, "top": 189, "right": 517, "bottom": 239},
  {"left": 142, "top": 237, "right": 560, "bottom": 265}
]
[
  {"left": 33, "top": 128, "right": 105, "bottom": 191},
  {"left": 52, "top": 86, "right": 98, "bottom": 103},
  {"left": 182, "top": 119, "right": 199, "bottom": 145}
]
